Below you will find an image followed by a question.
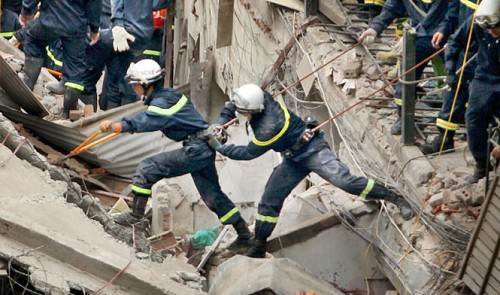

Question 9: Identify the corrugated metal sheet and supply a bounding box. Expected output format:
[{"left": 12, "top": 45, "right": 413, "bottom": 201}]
[
  {"left": 0, "top": 102, "right": 179, "bottom": 178},
  {"left": 460, "top": 165, "right": 500, "bottom": 294},
  {"left": 0, "top": 55, "right": 49, "bottom": 117}
]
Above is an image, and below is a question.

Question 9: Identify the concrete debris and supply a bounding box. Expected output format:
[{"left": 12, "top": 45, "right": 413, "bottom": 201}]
[{"left": 209, "top": 256, "right": 345, "bottom": 295}]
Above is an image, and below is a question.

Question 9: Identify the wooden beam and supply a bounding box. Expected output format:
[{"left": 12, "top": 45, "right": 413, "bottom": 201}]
[{"left": 216, "top": 0, "right": 235, "bottom": 48}]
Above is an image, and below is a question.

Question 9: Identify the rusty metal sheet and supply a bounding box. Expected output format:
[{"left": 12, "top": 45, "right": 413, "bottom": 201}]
[
  {"left": 0, "top": 55, "right": 49, "bottom": 117},
  {"left": 0, "top": 102, "right": 177, "bottom": 178}
]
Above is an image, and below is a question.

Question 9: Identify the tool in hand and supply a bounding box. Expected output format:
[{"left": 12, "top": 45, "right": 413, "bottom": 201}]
[{"left": 53, "top": 130, "right": 120, "bottom": 164}]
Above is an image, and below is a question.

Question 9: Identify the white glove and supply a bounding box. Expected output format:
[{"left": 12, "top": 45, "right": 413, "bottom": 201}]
[
  {"left": 112, "top": 26, "right": 135, "bottom": 52},
  {"left": 358, "top": 28, "right": 377, "bottom": 44},
  {"left": 9, "top": 36, "right": 19, "bottom": 47},
  {"left": 394, "top": 38, "right": 403, "bottom": 56}
]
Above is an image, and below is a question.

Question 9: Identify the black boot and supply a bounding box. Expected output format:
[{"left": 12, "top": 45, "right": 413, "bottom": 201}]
[
  {"left": 384, "top": 192, "right": 413, "bottom": 220},
  {"left": 227, "top": 217, "right": 254, "bottom": 252},
  {"left": 391, "top": 107, "right": 402, "bottom": 135},
  {"left": 465, "top": 162, "right": 493, "bottom": 184},
  {"left": 245, "top": 238, "right": 267, "bottom": 258},
  {"left": 61, "top": 87, "right": 80, "bottom": 120},
  {"left": 80, "top": 93, "right": 98, "bottom": 112},
  {"left": 114, "top": 193, "right": 149, "bottom": 226},
  {"left": 420, "top": 129, "right": 454, "bottom": 155},
  {"left": 20, "top": 56, "right": 44, "bottom": 90}
]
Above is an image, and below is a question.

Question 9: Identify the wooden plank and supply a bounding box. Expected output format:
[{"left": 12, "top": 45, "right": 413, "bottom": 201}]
[
  {"left": 482, "top": 220, "right": 498, "bottom": 243},
  {"left": 319, "top": 0, "right": 347, "bottom": 25},
  {"left": 491, "top": 194, "right": 500, "bottom": 209},
  {"left": 0, "top": 54, "right": 49, "bottom": 116},
  {"left": 468, "top": 256, "right": 488, "bottom": 279},
  {"left": 216, "top": 0, "right": 234, "bottom": 48},
  {"left": 266, "top": 0, "right": 304, "bottom": 11},
  {"left": 485, "top": 275, "right": 500, "bottom": 294},
  {"left": 478, "top": 229, "right": 497, "bottom": 251},
  {"left": 489, "top": 201, "right": 500, "bottom": 219},
  {"left": 475, "top": 239, "right": 494, "bottom": 259},
  {"left": 471, "top": 249, "right": 491, "bottom": 268},
  {"left": 484, "top": 213, "right": 500, "bottom": 234},
  {"left": 463, "top": 273, "right": 482, "bottom": 294}
]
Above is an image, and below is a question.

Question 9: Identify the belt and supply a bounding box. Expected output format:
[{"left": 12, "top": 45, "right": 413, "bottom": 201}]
[
  {"left": 185, "top": 129, "right": 209, "bottom": 141},
  {"left": 281, "top": 132, "right": 315, "bottom": 158}
]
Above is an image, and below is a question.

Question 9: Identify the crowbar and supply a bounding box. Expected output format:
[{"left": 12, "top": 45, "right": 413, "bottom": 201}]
[{"left": 53, "top": 130, "right": 120, "bottom": 164}]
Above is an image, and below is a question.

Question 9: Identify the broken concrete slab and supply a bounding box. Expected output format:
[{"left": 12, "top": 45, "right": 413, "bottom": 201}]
[{"left": 209, "top": 256, "right": 344, "bottom": 295}]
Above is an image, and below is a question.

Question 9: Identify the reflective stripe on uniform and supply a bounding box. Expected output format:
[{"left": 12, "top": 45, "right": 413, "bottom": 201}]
[
  {"left": 64, "top": 82, "right": 84, "bottom": 91},
  {"left": 0, "top": 32, "right": 16, "bottom": 38},
  {"left": 421, "top": 0, "right": 433, "bottom": 3},
  {"left": 148, "top": 95, "right": 188, "bottom": 115},
  {"left": 436, "top": 118, "right": 460, "bottom": 131},
  {"left": 394, "top": 97, "right": 402, "bottom": 106},
  {"left": 220, "top": 207, "right": 239, "bottom": 223},
  {"left": 364, "top": 0, "right": 386, "bottom": 6},
  {"left": 131, "top": 185, "right": 152, "bottom": 195},
  {"left": 256, "top": 213, "right": 278, "bottom": 224},
  {"left": 359, "top": 179, "right": 375, "bottom": 199},
  {"left": 143, "top": 49, "right": 161, "bottom": 56},
  {"left": 252, "top": 101, "right": 290, "bottom": 146},
  {"left": 46, "top": 46, "right": 63, "bottom": 67},
  {"left": 460, "top": 0, "right": 478, "bottom": 10}
]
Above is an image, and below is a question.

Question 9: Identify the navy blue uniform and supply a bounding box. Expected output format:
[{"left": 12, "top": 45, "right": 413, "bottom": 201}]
[
  {"left": 370, "top": 0, "right": 448, "bottom": 107},
  {"left": 0, "top": 8, "right": 21, "bottom": 39},
  {"left": 450, "top": 16, "right": 500, "bottom": 169},
  {"left": 120, "top": 87, "right": 242, "bottom": 225},
  {"left": 21, "top": 0, "right": 101, "bottom": 92},
  {"left": 216, "top": 92, "right": 397, "bottom": 239},
  {"left": 434, "top": 0, "right": 478, "bottom": 132}
]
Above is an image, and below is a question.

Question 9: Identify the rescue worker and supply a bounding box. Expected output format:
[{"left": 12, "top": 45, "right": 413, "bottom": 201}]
[
  {"left": 81, "top": 0, "right": 172, "bottom": 111},
  {"left": 449, "top": 0, "right": 500, "bottom": 183},
  {"left": 419, "top": 0, "right": 479, "bottom": 155},
  {"left": 211, "top": 84, "right": 414, "bottom": 258},
  {"left": 358, "top": 0, "right": 451, "bottom": 135},
  {"left": 18, "top": 0, "right": 101, "bottom": 119},
  {"left": 357, "top": 0, "right": 386, "bottom": 20},
  {"left": 99, "top": 59, "right": 253, "bottom": 251}
]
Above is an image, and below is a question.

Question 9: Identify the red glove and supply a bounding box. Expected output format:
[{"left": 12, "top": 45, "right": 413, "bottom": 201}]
[{"left": 99, "top": 120, "right": 122, "bottom": 133}]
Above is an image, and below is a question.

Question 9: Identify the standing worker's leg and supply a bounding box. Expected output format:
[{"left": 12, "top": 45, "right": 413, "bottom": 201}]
[
  {"left": 20, "top": 20, "right": 48, "bottom": 91},
  {"left": 465, "top": 80, "right": 499, "bottom": 184},
  {"left": 191, "top": 159, "right": 253, "bottom": 252},
  {"left": 306, "top": 147, "right": 413, "bottom": 220},
  {"left": 246, "top": 161, "right": 309, "bottom": 258},
  {"left": 60, "top": 35, "right": 88, "bottom": 119}
]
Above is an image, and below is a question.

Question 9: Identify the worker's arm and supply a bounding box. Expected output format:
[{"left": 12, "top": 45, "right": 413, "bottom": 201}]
[
  {"left": 153, "top": 0, "right": 173, "bottom": 10},
  {"left": 215, "top": 102, "right": 238, "bottom": 126},
  {"left": 85, "top": 0, "right": 102, "bottom": 34},
  {"left": 110, "top": 0, "right": 125, "bottom": 27},
  {"left": 20, "top": 0, "right": 39, "bottom": 25},
  {"left": 370, "top": 0, "right": 406, "bottom": 35},
  {"left": 217, "top": 142, "right": 269, "bottom": 161},
  {"left": 433, "top": 0, "right": 459, "bottom": 48},
  {"left": 445, "top": 15, "right": 478, "bottom": 75}
]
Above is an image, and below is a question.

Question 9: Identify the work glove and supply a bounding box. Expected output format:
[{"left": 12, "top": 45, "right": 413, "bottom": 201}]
[
  {"left": 358, "top": 28, "right": 377, "bottom": 44},
  {"left": 394, "top": 38, "right": 403, "bottom": 56},
  {"left": 99, "top": 120, "right": 123, "bottom": 133},
  {"left": 112, "top": 26, "right": 135, "bottom": 52},
  {"left": 446, "top": 72, "right": 458, "bottom": 89},
  {"left": 9, "top": 35, "right": 19, "bottom": 47},
  {"left": 208, "top": 124, "right": 228, "bottom": 144},
  {"left": 207, "top": 133, "right": 223, "bottom": 150}
]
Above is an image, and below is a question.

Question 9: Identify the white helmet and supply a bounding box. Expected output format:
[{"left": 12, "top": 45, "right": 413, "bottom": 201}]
[
  {"left": 230, "top": 84, "right": 264, "bottom": 113},
  {"left": 125, "top": 59, "right": 163, "bottom": 85},
  {"left": 476, "top": 0, "right": 500, "bottom": 29}
]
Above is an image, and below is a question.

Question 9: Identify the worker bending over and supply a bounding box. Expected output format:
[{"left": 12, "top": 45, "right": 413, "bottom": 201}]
[
  {"left": 99, "top": 59, "right": 253, "bottom": 252},
  {"left": 212, "top": 84, "right": 414, "bottom": 258}
]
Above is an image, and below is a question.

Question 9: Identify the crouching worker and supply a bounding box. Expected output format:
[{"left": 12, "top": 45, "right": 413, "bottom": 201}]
[
  {"left": 211, "top": 84, "right": 414, "bottom": 258},
  {"left": 99, "top": 59, "right": 253, "bottom": 251}
]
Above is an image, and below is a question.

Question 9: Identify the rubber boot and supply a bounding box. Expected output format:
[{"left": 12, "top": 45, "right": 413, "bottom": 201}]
[
  {"left": 61, "top": 87, "right": 80, "bottom": 120},
  {"left": 465, "top": 161, "right": 493, "bottom": 184},
  {"left": 245, "top": 238, "right": 267, "bottom": 258},
  {"left": 46, "top": 78, "right": 66, "bottom": 95},
  {"left": 20, "top": 56, "right": 44, "bottom": 91},
  {"left": 391, "top": 107, "right": 402, "bottom": 135},
  {"left": 227, "top": 217, "right": 254, "bottom": 252},
  {"left": 420, "top": 129, "right": 454, "bottom": 155},
  {"left": 106, "top": 100, "right": 120, "bottom": 110},
  {"left": 80, "top": 93, "right": 98, "bottom": 112},
  {"left": 114, "top": 192, "right": 149, "bottom": 226},
  {"left": 387, "top": 59, "right": 400, "bottom": 79},
  {"left": 384, "top": 192, "right": 413, "bottom": 220}
]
